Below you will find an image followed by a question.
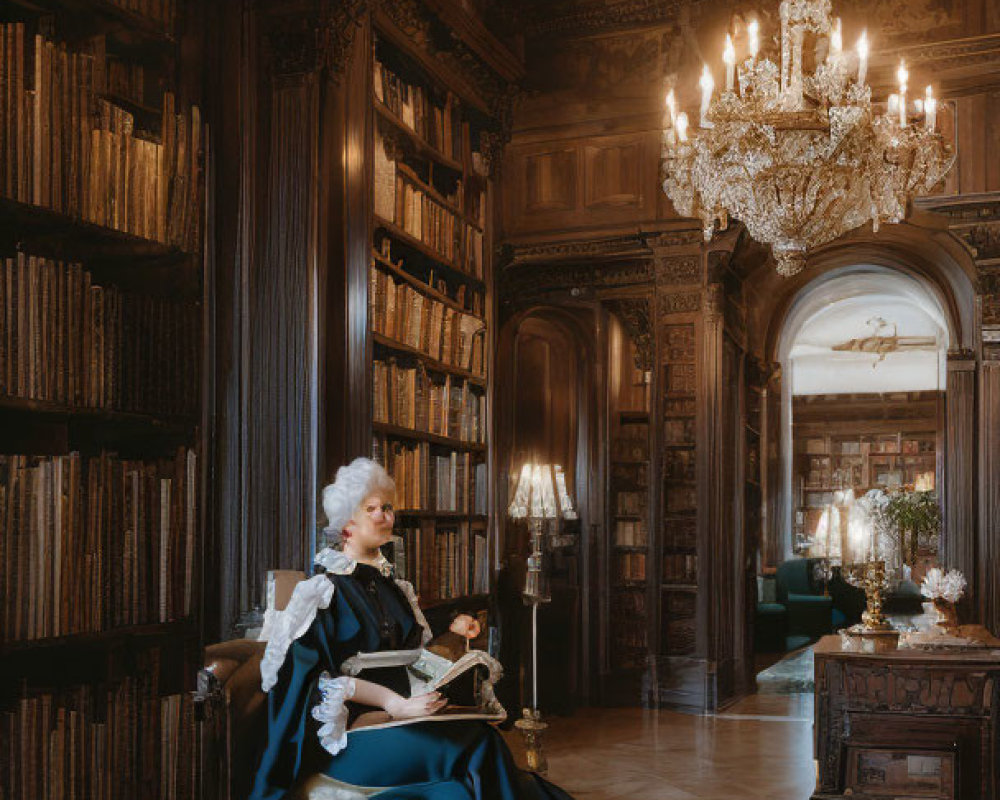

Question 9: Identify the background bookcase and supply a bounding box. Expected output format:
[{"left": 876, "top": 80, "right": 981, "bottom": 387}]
[
  {"left": 368, "top": 15, "right": 494, "bottom": 615},
  {"left": 606, "top": 319, "right": 651, "bottom": 679},
  {"left": 0, "top": 1, "right": 206, "bottom": 797},
  {"left": 658, "top": 322, "right": 698, "bottom": 663},
  {"left": 791, "top": 391, "right": 942, "bottom": 556}
]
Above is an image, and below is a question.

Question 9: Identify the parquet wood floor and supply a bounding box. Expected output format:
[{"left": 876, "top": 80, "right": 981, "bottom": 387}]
[{"left": 504, "top": 694, "right": 816, "bottom": 799}]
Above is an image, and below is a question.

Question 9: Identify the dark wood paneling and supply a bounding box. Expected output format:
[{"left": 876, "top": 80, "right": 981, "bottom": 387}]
[
  {"left": 584, "top": 139, "right": 641, "bottom": 210},
  {"left": 524, "top": 148, "right": 577, "bottom": 213},
  {"left": 944, "top": 358, "right": 976, "bottom": 602},
  {"left": 978, "top": 362, "right": 1000, "bottom": 633}
]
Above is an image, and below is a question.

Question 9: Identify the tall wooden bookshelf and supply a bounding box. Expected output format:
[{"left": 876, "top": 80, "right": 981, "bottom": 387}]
[
  {"left": 658, "top": 321, "right": 698, "bottom": 666},
  {"left": 367, "top": 14, "right": 495, "bottom": 614},
  {"left": 606, "top": 319, "right": 652, "bottom": 681},
  {"left": 0, "top": 1, "right": 206, "bottom": 797}
]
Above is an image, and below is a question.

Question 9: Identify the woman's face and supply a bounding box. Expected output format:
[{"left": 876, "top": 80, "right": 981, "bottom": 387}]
[{"left": 344, "top": 493, "right": 395, "bottom": 551}]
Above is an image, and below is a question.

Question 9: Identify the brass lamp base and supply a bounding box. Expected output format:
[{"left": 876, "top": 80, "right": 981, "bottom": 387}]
[
  {"left": 843, "top": 624, "right": 901, "bottom": 653},
  {"left": 515, "top": 707, "right": 548, "bottom": 774}
]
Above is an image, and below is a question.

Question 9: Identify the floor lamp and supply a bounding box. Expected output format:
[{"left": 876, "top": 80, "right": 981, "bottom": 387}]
[{"left": 508, "top": 463, "right": 577, "bottom": 773}]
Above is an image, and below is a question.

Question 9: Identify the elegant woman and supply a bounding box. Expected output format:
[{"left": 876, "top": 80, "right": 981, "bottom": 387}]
[{"left": 249, "top": 457, "right": 574, "bottom": 800}]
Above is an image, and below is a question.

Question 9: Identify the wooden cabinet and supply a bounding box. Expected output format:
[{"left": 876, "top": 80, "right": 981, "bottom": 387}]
[{"left": 813, "top": 629, "right": 1000, "bottom": 800}]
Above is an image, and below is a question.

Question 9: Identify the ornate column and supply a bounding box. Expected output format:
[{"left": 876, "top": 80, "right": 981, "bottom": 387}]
[
  {"left": 944, "top": 350, "right": 977, "bottom": 601},
  {"left": 977, "top": 259, "right": 1000, "bottom": 633}
]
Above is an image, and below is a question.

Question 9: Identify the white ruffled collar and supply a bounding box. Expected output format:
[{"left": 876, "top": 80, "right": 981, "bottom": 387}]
[{"left": 314, "top": 547, "right": 394, "bottom": 578}]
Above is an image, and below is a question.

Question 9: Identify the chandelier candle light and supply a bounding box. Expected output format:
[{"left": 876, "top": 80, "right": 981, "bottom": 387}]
[{"left": 661, "top": 0, "right": 954, "bottom": 277}]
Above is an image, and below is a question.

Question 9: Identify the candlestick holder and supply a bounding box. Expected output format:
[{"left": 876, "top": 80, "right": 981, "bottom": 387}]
[{"left": 845, "top": 560, "right": 900, "bottom": 652}]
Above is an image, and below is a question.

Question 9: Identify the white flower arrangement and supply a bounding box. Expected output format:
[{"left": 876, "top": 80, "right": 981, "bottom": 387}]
[{"left": 920, "top": 567, "right": 967, "bottom": 604}]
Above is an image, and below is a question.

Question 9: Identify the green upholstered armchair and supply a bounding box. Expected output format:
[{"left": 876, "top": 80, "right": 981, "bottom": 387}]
[{"left": 775, "top": 558, "right": 833, "bottom": 647}]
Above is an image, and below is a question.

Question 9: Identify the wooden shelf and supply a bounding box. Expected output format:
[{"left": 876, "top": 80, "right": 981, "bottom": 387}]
[
  {"left": 395, "top": 509, "right": 487, "bottom": 520},
  {"left": 618, "top": 410, "right": 650, "bottom": 422},
  {"left": 372, "top": 250, "right": 483, "bottom": 320},
  {"left": 420, "top": 593, "right": 489, "bottom": 611},
  {"left": 374, "top": 10, "right": 490, "bottom": 115},
  {"left": 374, "top": 99, "right": 464, "bottom": 174},
  {"left": 0, "top": 197, "right": 200, "bottom": 298},
  {"left": 0, "top": 395, "right": 197, "bottom": 430},
  {"left": 661, "top": 583, "right": 698, "bottom": 592},
  {"left": 663, "top": 442, "right": 695, "bottom": 449},
  {"left": 99, "top": 91, "right": 163, "bottom": 131},
  {"left": 372, "top": 420, "right": 486, "bottom": 452},
  {"left": 396, "top": 162, "right": 467, "bottom": 221},
  {"left": 613, "top": 544, "right": 648, "bottom": 552},
  {"left": 0, "top": 619, "right": 197, "bottom": 682},
  {"left": 617, "top": 579, "right": 647, "bottom": 588},
  {"left": 372, "top": 332, "right": 486, "bottom": 385},
  {"left": 374, "top": 214, "right": 483, "bottom": 286},
  {"left": 7, "top": 0, "right": 175, "bottom": 55}
]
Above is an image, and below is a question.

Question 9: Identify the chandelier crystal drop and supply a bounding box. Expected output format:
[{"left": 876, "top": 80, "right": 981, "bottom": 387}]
[{"left": 661, "top": 0, "right": 955, "bottom": 277}]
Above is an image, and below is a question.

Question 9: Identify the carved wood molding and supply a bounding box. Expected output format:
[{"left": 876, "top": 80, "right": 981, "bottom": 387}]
[
  {"left": 656, "top": 290, "right": 701, "bottom": 318},
  {"left": 263, "top": 0, "right": 368, "bottom": 81},
  {"left": 506, "top": 235, "right": 652, "bottom": 266},
  {"left": 379, "top": 0, "right": 522, "bottom": 161},
  {"left": 654, "top": 255, "right": 701, "bottom": 285},
  {"left": 499, "top": 257, "right": 655, "bottom": 305},
  {"left": 528, "top": 0, "right": 688, "bottom": 37},
  {"left": 605, "top": 299, "right": 653, "bottom": 370},
  {"left": 892, "top": 33, "right": 1000, "bottom": 74}
]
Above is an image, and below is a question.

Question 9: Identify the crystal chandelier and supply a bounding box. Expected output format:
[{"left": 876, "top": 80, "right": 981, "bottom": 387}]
[{"left": 661, "top": 0, "right": 955, "bottom": 277}]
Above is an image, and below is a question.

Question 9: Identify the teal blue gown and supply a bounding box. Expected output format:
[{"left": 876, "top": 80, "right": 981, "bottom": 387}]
[{"left": 248, "top": 555, "right": 574, "bottom": 800}]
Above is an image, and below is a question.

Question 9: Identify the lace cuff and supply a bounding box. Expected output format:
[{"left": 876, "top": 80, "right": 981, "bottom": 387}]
[
  {"left": 312, "top": 672, "right": 357, "bottom": 756},
  {"left": 395, "top": 579, "right": 433, "bottom": 646},
  {"left": 260, "top": 574, "right": 336, "bottom": 692}
]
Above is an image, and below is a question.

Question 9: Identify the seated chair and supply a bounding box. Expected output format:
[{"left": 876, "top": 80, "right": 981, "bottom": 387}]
[
  {"left": 198, "top": 570, "right": 474, "bottom": 800},
  {"left": 775, "top": 558, "right": 833, "bottom": 649}
]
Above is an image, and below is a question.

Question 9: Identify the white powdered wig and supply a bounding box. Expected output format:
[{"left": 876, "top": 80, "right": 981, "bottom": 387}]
[{"left": 321, "top": 457, "right": 395, "bottom": 542}]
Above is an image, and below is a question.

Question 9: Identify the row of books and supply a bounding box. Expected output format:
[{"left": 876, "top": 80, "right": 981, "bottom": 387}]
[
  {"left": 664, "top": 485, "right": 697, "bottom": 514},
  {"left": 664, "top": 448, "right": 695, "bottom": 480},
  {"left": 384, "top": 522, "right": 488, "bottom": 601},
  {"left": 371, "top": 436, "right": 487, "bottom": 515},
  {"left": 612, "top": 619, "right": 648, "bottom": 660},
  {"left": 802, "top": 437, "right": 936, "bottom": 455},
  {"left": 616, "top": 552, "right": 646, "bottom": 581},
  {"left": 374, "top": 57, "right": 462, "bottom": 162},
  {"left": 375, "top": 240, "right": 485, "bottom": 316},
  {"left": 0, "top": 255, "right": 200, "bottom": 416},
  {"left": 1, "top": 448, "right": 198, "bottom": 643},
  {"left": 611, "top": 424, "right": 648, "bottom": 462},
  {"left": 372, "top": 359, "right": 485, "bottom": 444},
  {"left": 614, "top": 519, "right": 647, "bottom": 548},
  {"left": 662, "top": 554, "right": 698, "bottom": 584},
  {"left": 610, "top": 587, "right": 646, "bottom": 616},
  {"left": 615, "top": 490, "right": 645, "bottom": 515},
  {"left": 369, "top": 265, "right": 486, "bottom": 373},
  {"left": 393, "top": 176, "right": 460, "bottom": 265},
  {"left": 0, "top": 26, "right": 202, "bottom": 251},
  {"left": 2, "top": 673, "right": 195, "bottom": 800}
]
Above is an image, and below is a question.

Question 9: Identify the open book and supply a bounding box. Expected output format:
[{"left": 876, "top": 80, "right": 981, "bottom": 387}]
[{"left": 349, "top": 649, "right": 506, "bottom": 732}]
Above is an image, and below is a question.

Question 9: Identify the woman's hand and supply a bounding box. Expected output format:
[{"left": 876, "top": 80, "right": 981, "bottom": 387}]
[
  {"left": 449, "top": 614, "right": 482, "bottom": 640},
  {"left": 384, "top": 691, "right": 448, "bottom": 720}
]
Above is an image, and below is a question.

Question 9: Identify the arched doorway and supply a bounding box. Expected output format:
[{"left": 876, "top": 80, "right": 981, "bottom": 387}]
[
  {"left": 747, "top": 229, "right": 979, "bottom": 680},
  {"left": 494, "top": 307, "right": 600, "bottom": 712},
  {"left": 776, "top": 266, "right": 951, "bottom": 565}
]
